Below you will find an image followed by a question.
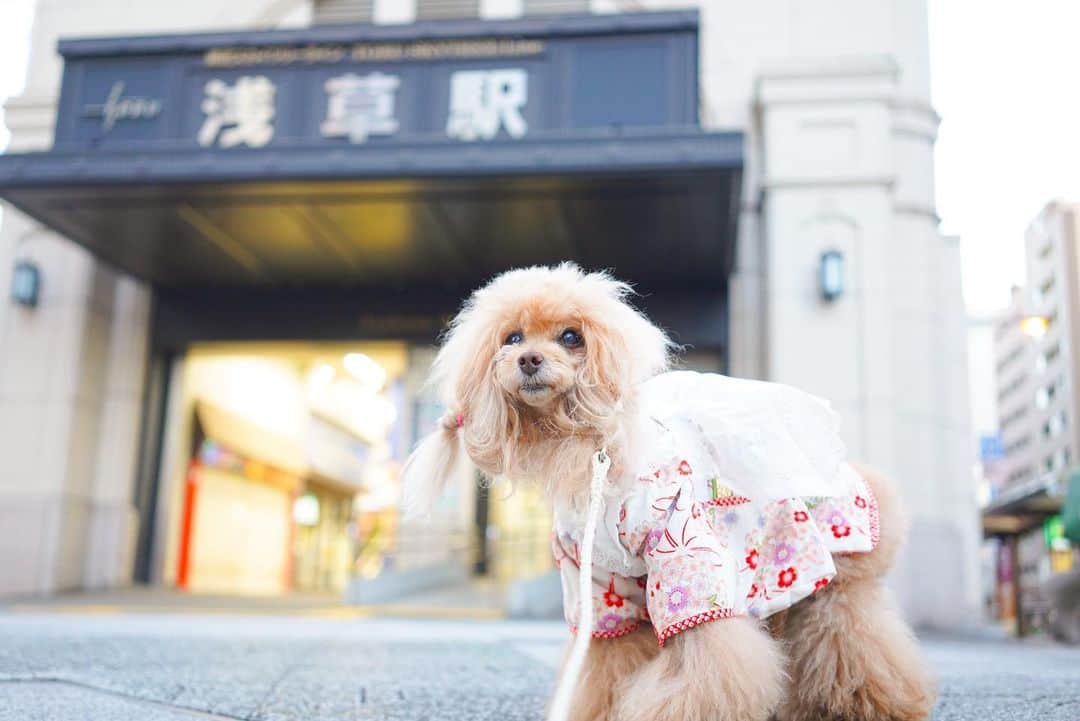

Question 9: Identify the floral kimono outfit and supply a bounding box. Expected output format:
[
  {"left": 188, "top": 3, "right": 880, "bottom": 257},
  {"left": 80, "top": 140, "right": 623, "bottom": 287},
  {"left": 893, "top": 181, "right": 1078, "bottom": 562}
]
[{"left": 552, "top": 371, "right": 879, "bottom": 646}]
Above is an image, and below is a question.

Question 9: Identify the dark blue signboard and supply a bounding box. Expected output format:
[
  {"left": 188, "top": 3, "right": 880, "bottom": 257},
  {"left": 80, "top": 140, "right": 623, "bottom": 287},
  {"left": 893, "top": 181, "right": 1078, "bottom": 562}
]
[
  {"left": 0, "top": 10, "right": 741, "bottom": 308},
  {"left": 54, "top": 12, "right": 699, "bottom": 152}
]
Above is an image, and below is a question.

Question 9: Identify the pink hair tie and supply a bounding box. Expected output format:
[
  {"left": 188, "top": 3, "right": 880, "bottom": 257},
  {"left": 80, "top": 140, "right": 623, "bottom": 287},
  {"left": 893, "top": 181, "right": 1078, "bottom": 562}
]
[{"left": 455, "top": 413, "right": 465, "bottom": 429}]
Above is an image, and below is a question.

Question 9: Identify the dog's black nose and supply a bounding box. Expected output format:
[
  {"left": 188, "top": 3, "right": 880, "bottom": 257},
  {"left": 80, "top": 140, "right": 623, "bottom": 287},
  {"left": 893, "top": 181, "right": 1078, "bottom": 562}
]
[{"left": 518, "top": 351, "right": 544, "bottom": 376}]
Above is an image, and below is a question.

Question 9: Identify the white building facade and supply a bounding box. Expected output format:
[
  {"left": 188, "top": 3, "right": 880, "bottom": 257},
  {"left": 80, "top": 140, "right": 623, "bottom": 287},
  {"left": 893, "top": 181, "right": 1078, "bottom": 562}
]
[
  {"left": 992, "top": 203, "right": 1080, "bottom": 499},
  {"left": 0, "top": 0, "right": 977, "bottom": 627}
]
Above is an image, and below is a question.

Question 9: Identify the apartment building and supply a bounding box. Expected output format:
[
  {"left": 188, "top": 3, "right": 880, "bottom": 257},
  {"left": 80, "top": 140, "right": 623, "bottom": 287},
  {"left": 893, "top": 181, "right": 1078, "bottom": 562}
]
[{"left": 986, "top": 200, "right": 1080, "bottom": 633}]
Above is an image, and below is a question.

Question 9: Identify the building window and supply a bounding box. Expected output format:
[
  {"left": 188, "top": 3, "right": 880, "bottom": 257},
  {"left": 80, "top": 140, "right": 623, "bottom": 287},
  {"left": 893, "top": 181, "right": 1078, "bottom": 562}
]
[
  {"left": 416, "top": 0, "right": 480, "bottom": 19},
  {"left": 1042, "top": 410, "right": 1068, "bottom": 439},
  {"left": 523, "top": 0, "right": 590, "bottom": 14},
  {"left": 997, "top": 373, "right": 1029, "bottom": 403},
  {"left": 313, "top": 0, "right": 375, "bottom": 24},
  {"left": 1005, "top": 435, "right": 1031, "bottom": 455},
  {"left": 996, "top": 344, "right": 1025, "bottom": 374},
  {"left": 1046, "top": 448, "right": 1069, "bottom": 472},
  {"left": 1044, "top": 342, "right": 1061, "bottom": 367},
  {"left": 1046, "top": 307, "right": 1059, "bottom": 330},
  {"left": 1006, "top": 465, "right": 1033, "bottom": 486},
  {"left": 995, "top": 314, "right": 1022, "bottom": 340},
  {"left": 1001, "top": 405, "right": 1028, "bottom": 430},
  {"left": 1037, "top": 373, "right": 1069, "bottom": 410}
]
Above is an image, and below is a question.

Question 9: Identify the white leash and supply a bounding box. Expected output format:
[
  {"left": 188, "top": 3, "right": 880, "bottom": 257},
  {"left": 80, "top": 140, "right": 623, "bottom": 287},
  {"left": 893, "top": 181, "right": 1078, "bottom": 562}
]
[{"left": 546, "top": 448, "right": 611, "bottom": 721}]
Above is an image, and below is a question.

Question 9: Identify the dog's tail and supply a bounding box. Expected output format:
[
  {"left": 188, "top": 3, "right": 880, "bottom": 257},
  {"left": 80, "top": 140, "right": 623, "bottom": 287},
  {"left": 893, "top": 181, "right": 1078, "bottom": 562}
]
[{"left": 401, "top": 412, "right": 464, "bottom": 518}]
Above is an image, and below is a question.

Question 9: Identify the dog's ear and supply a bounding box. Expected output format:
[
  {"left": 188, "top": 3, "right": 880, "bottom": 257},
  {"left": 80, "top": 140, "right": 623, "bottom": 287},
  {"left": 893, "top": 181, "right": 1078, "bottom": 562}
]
[
  {"left": 427, "top": 288, "right": 512, "bottom": 476},
  {"left": 402, "top": 287, "right": 503, "bottom": 515},
  {"left": 574, "top": 315, "right": 628, "bottom": 419},
  {"left": 594, "top": 273, "right": 672, "bottom": 385},
  {"left": 576, "top": 269, "right": 672, "bottom": 396},
  {"left": 401, "top": 413, "right": 463, "bottom": 518}
]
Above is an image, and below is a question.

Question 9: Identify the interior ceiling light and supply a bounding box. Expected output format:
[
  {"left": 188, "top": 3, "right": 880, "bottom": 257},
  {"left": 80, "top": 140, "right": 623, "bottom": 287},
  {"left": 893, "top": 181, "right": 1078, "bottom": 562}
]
[{"left": 343, "top": 352, "right": 387, "bottom": 390}]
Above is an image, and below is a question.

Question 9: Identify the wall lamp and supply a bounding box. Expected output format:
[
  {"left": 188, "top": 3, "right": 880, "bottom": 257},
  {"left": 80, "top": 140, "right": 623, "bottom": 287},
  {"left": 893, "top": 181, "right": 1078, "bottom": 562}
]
[
  {"left": 819, "top": 249, "right": 844, "bottom": 303},
  {"left": 11, "top": 259, "right": 41, "bottom": 308}
]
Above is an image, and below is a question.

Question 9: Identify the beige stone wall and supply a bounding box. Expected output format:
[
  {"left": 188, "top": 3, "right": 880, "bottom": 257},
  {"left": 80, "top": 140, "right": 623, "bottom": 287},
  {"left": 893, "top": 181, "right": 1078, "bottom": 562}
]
[
  {"left": 0, "top": 225, "right": 150, "bottom": 594},
  {"left": 743, "top": 22, "right": 977, "bottom": 625},
  {"left": 0, "top": 0, "right": 305, "bottom": 596}
]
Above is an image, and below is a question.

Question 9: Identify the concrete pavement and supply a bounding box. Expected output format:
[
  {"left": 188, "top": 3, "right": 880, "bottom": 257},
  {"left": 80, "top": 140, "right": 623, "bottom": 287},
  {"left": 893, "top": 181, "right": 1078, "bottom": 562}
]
[{"left": 0, "top": 611, "right": 1077, "bottom": 720}]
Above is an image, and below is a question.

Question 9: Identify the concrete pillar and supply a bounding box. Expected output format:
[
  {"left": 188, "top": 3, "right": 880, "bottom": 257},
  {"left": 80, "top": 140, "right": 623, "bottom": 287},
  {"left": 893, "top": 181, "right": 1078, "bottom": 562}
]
[
  {"left": 755, "top": 56, "right": 977, "bottom": 627},
  {"left": 0, "top": 213, "right": 151, "bottom": 594},
  {"left": 726, "top": 119, "right": 767, "bottom": 380},
  {"left": 84, "top": 277, "right": 151, "bottom": 589},
  {"left": 756, "top": 57, "right": 900, "bottom": 464},
  {"left": 888, "top": 95, "right": 981, "bottom": 622}
]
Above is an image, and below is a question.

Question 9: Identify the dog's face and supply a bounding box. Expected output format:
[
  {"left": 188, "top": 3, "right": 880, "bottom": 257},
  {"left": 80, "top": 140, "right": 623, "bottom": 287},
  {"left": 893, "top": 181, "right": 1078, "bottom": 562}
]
[
  {"left": 401, "top": 263, "right": 671, "bottom": 513},
  {"left": 491, "top": 301, "right": 587, "bottom": 410},
  {"left": 433, "top": 264, "right": 670, "bottom": 472}
]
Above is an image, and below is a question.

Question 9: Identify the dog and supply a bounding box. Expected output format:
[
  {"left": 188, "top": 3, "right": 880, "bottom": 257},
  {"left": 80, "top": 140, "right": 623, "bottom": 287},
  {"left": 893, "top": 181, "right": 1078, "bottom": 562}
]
[{"left": 403, "top": 263, "right": 936, "bottom": 721}]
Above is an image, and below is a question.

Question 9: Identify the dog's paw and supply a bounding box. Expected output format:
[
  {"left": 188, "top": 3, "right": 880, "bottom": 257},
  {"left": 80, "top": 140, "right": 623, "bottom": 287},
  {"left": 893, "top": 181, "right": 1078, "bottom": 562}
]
[
  {"left": 776, "top": 583, "right": 936, "bottom": 721},
  {"left": 776, "top": 678, "right": 935, "bottom": 721}
]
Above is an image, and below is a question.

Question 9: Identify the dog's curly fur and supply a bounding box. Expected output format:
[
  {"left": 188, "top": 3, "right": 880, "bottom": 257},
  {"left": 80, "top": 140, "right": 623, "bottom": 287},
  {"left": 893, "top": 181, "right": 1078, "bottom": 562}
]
[
  {"left": 403, "top": 264, "right": 936, "bottom": 721},
  {"left": 772, "top": 466, "right": 937, "bottom": 721}
]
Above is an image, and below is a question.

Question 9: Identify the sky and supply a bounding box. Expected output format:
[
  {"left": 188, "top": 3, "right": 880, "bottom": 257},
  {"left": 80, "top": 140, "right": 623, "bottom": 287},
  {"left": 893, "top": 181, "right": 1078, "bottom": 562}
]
[
  {"left": 928, "top": 0, "right": 1080, "bottom": 314},
  {"left": 0, "top": 0, "right": 34, "bottom": 152},
  {"left": 1, "top": 0, "right": 1078, "bottom": 315}
]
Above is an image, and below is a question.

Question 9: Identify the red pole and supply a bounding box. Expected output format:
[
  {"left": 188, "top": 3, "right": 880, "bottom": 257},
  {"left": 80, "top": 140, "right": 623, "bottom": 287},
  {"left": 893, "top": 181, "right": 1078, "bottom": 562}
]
[
  {"left": 176, "top": 459, "right": 201, "bottom": 590},
  {"left": 284, "top": 490, "right": 297, "bottom": 593}
]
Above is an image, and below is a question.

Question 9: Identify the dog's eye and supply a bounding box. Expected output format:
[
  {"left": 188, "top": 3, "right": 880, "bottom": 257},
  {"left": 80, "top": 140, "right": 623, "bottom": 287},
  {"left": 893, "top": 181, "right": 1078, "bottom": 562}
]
[
  {"left": 559, "top": 329, "right": 582, "bottom": 348},
  {"left": 504, "top": 331, "right": 524, "bottom": 345}
]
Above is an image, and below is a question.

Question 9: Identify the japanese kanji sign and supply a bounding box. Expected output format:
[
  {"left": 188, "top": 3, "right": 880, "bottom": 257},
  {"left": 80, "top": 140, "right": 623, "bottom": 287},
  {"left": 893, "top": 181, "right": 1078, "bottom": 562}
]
[
  {"left": 55, "top": 15, "right": 698, "bottom": 150},
  {"left": 446, "top": 69, "right": 528, "bottom": 141},
  {"left": 320, "top": 72, "right": 401, "bottom": 143},
  {"left": 197, "top": 76, "right": 276, "bottom": 148},
  {"left": 196, "top": 69, "right": 529, "bottom": 146}
]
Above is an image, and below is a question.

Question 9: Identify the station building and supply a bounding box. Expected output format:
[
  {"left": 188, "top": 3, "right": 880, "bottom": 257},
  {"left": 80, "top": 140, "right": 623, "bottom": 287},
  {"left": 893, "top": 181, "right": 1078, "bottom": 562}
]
[{"left": 0, "top": 0, "right": 976, "bottom": 626}]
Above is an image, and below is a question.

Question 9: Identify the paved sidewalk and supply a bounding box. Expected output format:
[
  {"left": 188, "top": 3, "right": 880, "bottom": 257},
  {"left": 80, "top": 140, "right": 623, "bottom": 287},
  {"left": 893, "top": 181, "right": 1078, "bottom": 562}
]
[
  {"left": 1, "top": 582, "right": 507, "bottom": 620},
  {"left": 0, "top": 614, "right": 561, "bottom": 721},
  {"left": 0, "top": 612, "right": 1077, "bottom": 720}
]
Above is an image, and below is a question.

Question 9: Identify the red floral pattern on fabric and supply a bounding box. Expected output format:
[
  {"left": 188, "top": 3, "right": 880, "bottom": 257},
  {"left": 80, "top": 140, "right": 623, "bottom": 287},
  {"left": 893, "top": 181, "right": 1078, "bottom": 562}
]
[
  {"left": 866, "top": 485, "right": 881, "bottom": 547},
  {"left": 603, "top": 577, "right": 625, "bottom": 608},
  {"left": 656, "top": 608, "right": 736, "bottom": 646},
  {"left": 554, "top": 458, "right": 880, "bottom": 647},
  {"left": 703, "top": 496, "right": 753, "bottom": 508},
  {"left": 571, "top": 621, "right": 643, "bottom": 640}
]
